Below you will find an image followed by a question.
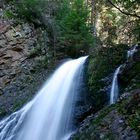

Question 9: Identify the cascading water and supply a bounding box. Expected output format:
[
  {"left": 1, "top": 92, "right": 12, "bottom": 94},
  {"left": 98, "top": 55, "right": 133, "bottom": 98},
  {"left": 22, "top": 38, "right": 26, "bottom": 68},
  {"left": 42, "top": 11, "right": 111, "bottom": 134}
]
[
  {"left": 110, "top": 44, "right": 138, "bottom": 105},
  {"left": 0, "top": 56, "right": 88, "bottom": 140},
  {"left": 127, "top": 44, "right": 138, "bottom": 60},
  {"left": 110, "top": 65, "right": 122, "bottom": 104}
]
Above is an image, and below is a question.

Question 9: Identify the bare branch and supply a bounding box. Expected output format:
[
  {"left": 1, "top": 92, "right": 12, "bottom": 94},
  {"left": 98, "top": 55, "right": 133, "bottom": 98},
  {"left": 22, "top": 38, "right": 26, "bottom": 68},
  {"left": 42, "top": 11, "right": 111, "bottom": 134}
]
[{"left": 107, "top": 0, "right": 140, "bottom": 19}]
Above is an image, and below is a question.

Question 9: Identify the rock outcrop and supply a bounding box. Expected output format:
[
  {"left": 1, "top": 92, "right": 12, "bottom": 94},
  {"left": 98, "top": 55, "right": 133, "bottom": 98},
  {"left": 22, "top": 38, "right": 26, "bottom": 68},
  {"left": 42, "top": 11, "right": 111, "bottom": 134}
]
[
  {"left": 0, "top": 17, "right": 52, "bottom": 116},
  {"left": 72, "top": 89, "right": 140, "bottom": 140},
  {"left": 0, "top": 20, "right": 35, "bottom": 88}
]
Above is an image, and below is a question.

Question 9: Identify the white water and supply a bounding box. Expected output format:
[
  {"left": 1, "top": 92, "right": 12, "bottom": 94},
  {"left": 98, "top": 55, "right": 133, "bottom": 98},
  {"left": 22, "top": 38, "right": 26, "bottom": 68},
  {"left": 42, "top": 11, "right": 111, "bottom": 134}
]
[
  {"left": 110, "top": 65, "right": 122, "bottom": 104},
  {"left": 110, "top": 44, "right": 139, "bottom": 104},
  {"left": 0, "top": 56, "right": 88, "bottom": 140},
  {"left": 127, "top": 44, "right": 138, "bottom": 60}
]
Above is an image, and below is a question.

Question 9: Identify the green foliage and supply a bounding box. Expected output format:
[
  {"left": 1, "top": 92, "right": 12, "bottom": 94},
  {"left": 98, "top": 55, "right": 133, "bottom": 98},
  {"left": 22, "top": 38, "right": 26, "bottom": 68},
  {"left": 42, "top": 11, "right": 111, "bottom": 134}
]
[
  {"left": 112, "top": 0, "right": 140, "bottom": 15},
  {"left": 16, "top": 0, "right": 47, "bottom": 23},
  {"left": 13, "top": 98, "right": 28, "bottom": 111},
  {"left": 129, "top": 113, "right": 140, "bottom": 137},
  {"left": 56, "top": 0, "right": 93, "bottom": 57},
  {"left": 36, "top": 56, "right": 48, "bottom": 69},
  {"left": 4, "top": 10, "right": 15, "bottom": 19},
  {"left": 94, "top": 0, "right": 140, "bottom": 45},
  {"left": 29, "top": 46, "right": 42, "bottom": 58},
  {"left": 6, "top": 0, "right": 94, "bottom": 58},
  {"left": 88, "top": 44, "right": 128, "bottom": 110},
  {"left": 88, "top": 44, "right": 128, "bottom": 88}
]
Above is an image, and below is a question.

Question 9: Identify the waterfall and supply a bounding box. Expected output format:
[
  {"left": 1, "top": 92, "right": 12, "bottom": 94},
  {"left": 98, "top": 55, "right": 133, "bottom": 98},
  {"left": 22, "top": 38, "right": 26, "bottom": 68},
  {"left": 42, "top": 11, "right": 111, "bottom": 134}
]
[
  {"left": 0, "top": 56, "right": 88, "bottom": 140},
  {"left": 127, "top": 44, "right": 138, "bottom": 60},
  {"left": 110, "top": 44, "right": 139, "bottom": 105},
  {"left": 110, "top": 65, "right": 122, "bottom": 104}
]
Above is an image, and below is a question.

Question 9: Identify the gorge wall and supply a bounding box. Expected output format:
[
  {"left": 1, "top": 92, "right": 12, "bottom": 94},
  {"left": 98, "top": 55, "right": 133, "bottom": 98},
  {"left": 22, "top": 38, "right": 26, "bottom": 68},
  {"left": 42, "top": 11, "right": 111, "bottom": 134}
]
[
  {"left": 0, "top": 2, "right": 56, "bottom": 116},
  {"left": 1, "top": 1, "right": 140, "bottom": 140}
]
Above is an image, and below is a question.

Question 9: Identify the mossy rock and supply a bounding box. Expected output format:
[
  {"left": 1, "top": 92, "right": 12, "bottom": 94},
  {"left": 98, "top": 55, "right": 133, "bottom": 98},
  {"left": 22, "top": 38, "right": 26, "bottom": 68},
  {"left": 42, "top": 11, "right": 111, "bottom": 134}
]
[
  {"left": 87, "top": 44, "right": 128, "bottom": 111},
  {"left": 72, "top": 90, "right": 140, "bottom": 140}
]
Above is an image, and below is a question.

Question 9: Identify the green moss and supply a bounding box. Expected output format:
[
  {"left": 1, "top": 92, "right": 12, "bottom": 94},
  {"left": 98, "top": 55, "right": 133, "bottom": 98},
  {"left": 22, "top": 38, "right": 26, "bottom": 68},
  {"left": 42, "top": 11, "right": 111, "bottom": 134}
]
[
  {"left": 87, "top": 44, "right": 128, "bottom": 110},
  {"left": 73, "top": 91, "right": 140, "bottom": 140},
  {"left": 72, "top": 105, "right": 116, "bottom": 140},
  {"left": 128, "top": 113, "right": 140, "bottom": 137},
  {"left": 116, "top": 92, "right": 140, "bottom": 138},
  {"left": 13, "top": 98, "right": 28, "bottom": 112},
  {"left": 35, "top": 56, "right": 48, "bottom": 69},
  {"left": 116, "top": 97, "right": 130, "bottom": 115},
  {"left": 4, "top": 10, "right": 15, "bottom": 19},
  {"left": 28, "top": 46, "right": 42, "bottom": 58},
  {"left": 91, "top": 105, "right": 115, "bottom": 125}
]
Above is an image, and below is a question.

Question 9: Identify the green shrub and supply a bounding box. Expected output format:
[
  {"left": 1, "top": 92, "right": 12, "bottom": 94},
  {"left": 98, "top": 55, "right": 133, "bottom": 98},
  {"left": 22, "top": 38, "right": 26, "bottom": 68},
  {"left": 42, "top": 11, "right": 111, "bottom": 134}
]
[
  {"left": 4, "top": 10, "right": 15, "bottom": 19},
  {"left": 56, "top": 0, "right": 94, "bottom": 58},
  {"left": 29, "top": 46, "right": 42, "bottom": 58},
  {"left": 16, "top": 0, "right": 47, "bottom": 23}
]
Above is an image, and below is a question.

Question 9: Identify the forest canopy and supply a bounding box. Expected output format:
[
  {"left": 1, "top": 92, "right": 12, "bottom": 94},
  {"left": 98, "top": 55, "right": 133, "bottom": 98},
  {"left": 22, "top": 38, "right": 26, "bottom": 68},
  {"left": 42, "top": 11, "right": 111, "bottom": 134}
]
[{"left": 4, "top": 0, "right": 140, "bottom": 50}]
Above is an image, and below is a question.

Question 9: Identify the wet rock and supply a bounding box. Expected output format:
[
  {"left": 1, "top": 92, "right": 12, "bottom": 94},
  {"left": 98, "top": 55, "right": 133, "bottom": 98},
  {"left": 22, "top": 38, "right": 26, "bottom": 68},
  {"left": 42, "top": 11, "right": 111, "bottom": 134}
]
[{"left": 74, "top": 105, "right": 94, "bottom": 124}]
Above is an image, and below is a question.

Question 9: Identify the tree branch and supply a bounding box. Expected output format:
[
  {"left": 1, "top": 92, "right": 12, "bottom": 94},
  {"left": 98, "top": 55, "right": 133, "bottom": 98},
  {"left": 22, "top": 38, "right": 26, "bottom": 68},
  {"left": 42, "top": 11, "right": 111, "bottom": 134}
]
[{"left": 107, "top": 0, "right": 140, "bottom": 19}]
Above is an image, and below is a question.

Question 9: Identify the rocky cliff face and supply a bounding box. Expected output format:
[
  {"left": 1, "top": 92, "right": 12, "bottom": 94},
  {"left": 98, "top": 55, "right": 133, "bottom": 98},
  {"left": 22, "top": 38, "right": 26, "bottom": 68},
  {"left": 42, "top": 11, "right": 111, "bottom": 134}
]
[
  {"left": 0, "top": 11, "right": 54, "bottom": 116},
  {"left": 0, "top": 20, "right": 35, "bottom": 88}
]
